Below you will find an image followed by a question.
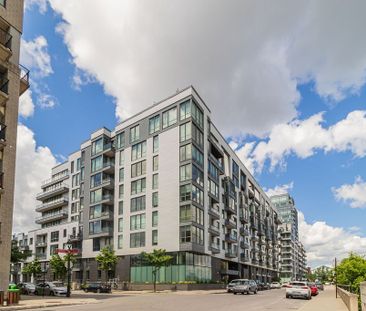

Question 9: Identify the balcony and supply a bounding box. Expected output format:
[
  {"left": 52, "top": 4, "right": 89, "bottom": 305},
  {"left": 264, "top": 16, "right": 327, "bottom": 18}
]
[
  {"left": 89, "top": 225, "right": 113, "bottom": 237},
  {"left": 224, "top": 218, "right": 236, "bottom": 229},
  {"left": 251, "top": 234, "right": 259, "bottom": 242},
  {"left": 36, "top": 183, "right": 69, "bottom": 201},
  {"left": 208, "top": 206, "right": 220, "bottom": 219},
  {"left": 0, "top": 27, "right": 12, "bottom": 61},
  {"left": 209, "top": 243, "right": 220, "bottom": 254},
  {"left": 102, "top": 161, "right": 115, "bottom": 174},
  {"left": 35, "top": 241, "right": 47, "bottom": 248},
  {"left": 225, "top": 250, "right": 237, "bottom": 258},
  {"left": 19, "top": 65, "right": 30, "bottom": 96},
  {"left": 69, "top": 233, "right": 83, "bottom": 242},
  {"left": 225, "top": 233, "right": 238, "bottom": 243},
  {"left": 240, "top": 253, "right": 249, "bottom": 262},
  {"left": 35, "top": 209, "right": 68, "bottom": 224},
  {"left": 240, "top": 241, "right": 250, "bottom": 249},
  {"left": 208, "top": 224, "right": 220, "bottom": 236},
  {"left": 224, "top": 203, "right": 236, "bottom": 215},
  {"left": 35, "top": 253, "right": 47, "bottom": 260},
  {"left": 89, "top": 209, "right": 113, "bottom": 221},
  {"left": 239, "top": 227, "right": 249, "bottom": 236},
  {"left": 36, "top": 197, "right": 68, "bottom": 212},
  {"left": 0, "top": 75, "right": 9, "bottom": 106},
  {"left": 239, "top": 212, "right": 249, "bottom": 224},
  {"left": 90, "top": 177, "right": 115, "bottom": 190},
  {"left": 41, "top": 173, "right": 69, "bottom": 189},
  {"left": 102, "top": 142, "right": 115, "bottom": 157},
  {"left": 209, "top": 153, "right": 225, "bottom": 175}
]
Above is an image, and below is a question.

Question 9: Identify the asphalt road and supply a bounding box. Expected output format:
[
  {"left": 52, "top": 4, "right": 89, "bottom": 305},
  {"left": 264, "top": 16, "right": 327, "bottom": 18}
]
[{"left": 23, "top": 288, "right": 312, "bottom": 311}]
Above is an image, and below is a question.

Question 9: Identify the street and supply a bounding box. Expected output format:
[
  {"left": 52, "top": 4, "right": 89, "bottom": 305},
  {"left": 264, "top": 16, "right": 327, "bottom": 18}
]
[{"left": 23, "top": 288, "right": 310, "bottom": 311}]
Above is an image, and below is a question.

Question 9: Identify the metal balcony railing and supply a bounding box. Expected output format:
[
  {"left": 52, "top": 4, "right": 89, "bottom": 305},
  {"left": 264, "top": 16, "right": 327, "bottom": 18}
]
[
  {"left": 0, "top": 76, "right": 9, "bottom": 94},
  {"left": 0, "top": 27, "right": 12, "bottom": 50}
]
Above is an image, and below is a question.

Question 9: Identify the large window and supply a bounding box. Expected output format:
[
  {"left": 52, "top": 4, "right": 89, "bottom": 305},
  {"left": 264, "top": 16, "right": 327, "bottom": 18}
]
[
  {"left": 208, "top": 179, "right": 219, "bottom": 198},
  {"left": 131, "top": 196, "right": 146, "bottom": 212},
  {"left": 180, "top": 225, "right": 191, "bottom": 243},
  {"left": 180, "top": 164, "right": 191, "bottom": 182},
  {"left": 152, "top": 211, "right": 158, "bottom": 227},
  {"left": 153, "top": 156, "right": 159, "bottom": 171},
  {"left": 90, "top": 204, "right": 103, "bottom": 219},
  {"left": 192, "top": 102, "right": 204, "bottom": 128},
  {"left": 118, "top": 201, "right": 124, "bottom": 215},
  {"left": 130, "top": 232, "right": 145, "bottom": 248},
  {"left": 130, "top": 213, "right": 146, "bottom": 230},
  {"left": 152, "top": 174, "right": 159, "bottom": 190},
  {"left": 50, "top": 231, "right": 59, "bottom": 242},
  {"left": 192, "top": 184, "right": 204, "bottom": 206},
  {"left": 91, "top": 138, "right": 103, "bottom": 156},
  {"left": 119, "top": 184, "right": 124, "bottom": 199},
  {"left": 152, "top": 230, "right": 158, "bottom": 246},
  {"left": 192, "top": 146, "right": 203, "bottom": 166},
  {"left": 180, "top": 184, "right": 191, "bottom": 202},
  {"left": 91, "top": 156, "right": 103, "bottom": 172},
  {"left": 131, "top": 141, "right": 147, "bottom": 161},
  {"left": 162, "top": 107, "right": 177, "bottom": 128},
  {"left": 130, "top": 125, "right": 140, "bottom": 143},
  {"left": 192, "top": 165, "right": 204, "bottom": 187},
  {"left": 153, "top": 136, "right": 159, "bottom": 153},
  {"left": 116, "top": 132, "right": 125, "bottom": 149},
  {"left": 119, "top": 150, "right": 125, "bottom": 166},
  {"left": 152, "top": 192, "right": 159, "bottom": 208},
  {"left": 131, "top": 178, "right": 146, "bottom": 195},
  {"left": 192, "top": 124, "right": 203, "bottom": 147},
  {"left": 180, "top": 205, "right": 204, "bottom": 225},
  {"left": 119, "top": 168, "right": 124, "bottom": 182},
  {"left": 180, "top": 226, "right": 203, "bottom": 245},
  {"left": 180, "top": 144, "right": 192, "bottom": 162},
  {"left": 118, "top": 235, "right": 123, "bottom": 249},
  {"left": 180, "top": 100, "right": 191, "bottom": 120},
  {"left": 180, "top": 122, "right": 191, "bottom": 142},
  {"left": 90, "top": 189, "right": 102, "bottom": 204},
  {"left": 90, "top": 173, "right": 102, "bottom": 188},
  {"left": 208, "top": 161, "right": 219, "bottom": 180},
  {"left": 149, "top": 115, "right": 160, "bottom": 134},
  {"left": 131, "top": 160, "right": 146, "bottom": 178}
]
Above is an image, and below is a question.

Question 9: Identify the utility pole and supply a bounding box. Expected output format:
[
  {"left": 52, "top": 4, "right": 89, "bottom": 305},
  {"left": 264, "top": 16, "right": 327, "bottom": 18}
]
[
  {"left": 66, "top": 239, "right": 71, "bottom": 298},
  {"left": 335, "top": 257, "right": 337, "bottom": 298}
]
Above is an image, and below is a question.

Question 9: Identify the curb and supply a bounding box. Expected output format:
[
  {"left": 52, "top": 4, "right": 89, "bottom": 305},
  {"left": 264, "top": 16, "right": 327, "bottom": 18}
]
[{"left": 0, "top": 300, "right": 99, "bottom": 311}]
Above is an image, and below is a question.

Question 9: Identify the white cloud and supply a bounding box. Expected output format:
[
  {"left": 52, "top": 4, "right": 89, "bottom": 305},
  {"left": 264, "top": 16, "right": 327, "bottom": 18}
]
[
  {"left": 24, "top": 0, "right": 48, "bottom": 14},
  {"left": 18, "top": 90, "right": 35, "bottom": 118},
  {"left": 37, "top": 93, "right": 58, "bottom": 109},
  {"left": 265, "top": 182, "right": 294, "bottom": 197},
  {"left": 48, "top": 0, "right": 366, "bottom": 136},
  {"left": 232, "top": 110, "right": 366, "bottom": 172},
  {"left": 13, "top": 124, "right": 58, "bottom": 233},
  {"left": 20, "top": 36, "right": 53, "bottom": 78},
  {"left": 299, "top": 212, "right": 366, "bottom": 267},
  {"left": 332, "top": 176, "right": 366, "bottom": 208}
]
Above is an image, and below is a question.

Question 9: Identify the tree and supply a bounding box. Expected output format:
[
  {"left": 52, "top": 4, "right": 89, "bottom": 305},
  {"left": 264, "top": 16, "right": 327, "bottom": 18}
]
[
  {"left": 10, "top": 240, "right": 32, "bottom": 264},
  {"left": 49, "top": 255, "right": 67, "bottom": 280},
  {"left": 22, "top": 259, "right": 42, "bottom": 280},
  {"left": 141, "top": 249, "right": 173, "bottom": 292},
  {"left": 336, "top": 253, "right": 366, "bottom": 294},
  {"left": 96, "top": 246, "right": 118, "bottom": 281},
  {"left": 312, "top": 266, "right": 334, "bottom": 283}
]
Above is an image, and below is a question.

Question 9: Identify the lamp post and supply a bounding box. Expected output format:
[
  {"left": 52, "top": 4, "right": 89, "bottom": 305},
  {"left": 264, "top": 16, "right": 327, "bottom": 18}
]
[
  {"left": 41, "top": 262, "right": 48, "bottom": 298},
  {"left": 65, "top": 239, "right": 72, "bottom": 298}
]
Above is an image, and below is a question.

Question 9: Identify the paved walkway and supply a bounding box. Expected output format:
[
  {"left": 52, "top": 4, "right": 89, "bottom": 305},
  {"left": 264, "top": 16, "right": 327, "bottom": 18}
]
[{"left": 299, "top": 286, "right": 348, "bottom": 311}]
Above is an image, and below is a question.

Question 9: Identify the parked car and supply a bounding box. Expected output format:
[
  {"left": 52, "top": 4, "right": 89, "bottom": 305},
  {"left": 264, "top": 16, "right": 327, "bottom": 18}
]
[
  {"left": 232, "top": 280, "right": 258, "bottom": 295},
  {"left": 270, "top": 282, "right": 281, "bottom": 289},
  {"left": 282, "top": 282, "right": 290, "bottom": 288},
  {"left": 308, "top": 282, "right": 319, "bottom": 296},
  {"left": 286, "top": 281, "right": 311, "bottom": 300},
  {"left": 315, "top": 282, "right": 324, "bottom": 291},
  {"left": 263, "top": 283, "right": 271, "bottom": 290},
  {"left": 255, "top": 280, "right": 265, "bottom": 290},
  {"left": 83, "top": 282, "right": 111, "bottom": 293},
  {"left": 17, "top": 283, "right": 36, "bottom": 295},
  {"left": 34, "top": 282, "right": 67, "bottom": 296},
  {"left": 227, "top": 279, "right": 246, "bottom": 293}
]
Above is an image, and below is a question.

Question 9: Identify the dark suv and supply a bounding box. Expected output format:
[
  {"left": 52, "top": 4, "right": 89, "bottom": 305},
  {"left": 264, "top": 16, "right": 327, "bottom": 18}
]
[{"left": 83, "top": 283, "right": 111, "bottom": 293}]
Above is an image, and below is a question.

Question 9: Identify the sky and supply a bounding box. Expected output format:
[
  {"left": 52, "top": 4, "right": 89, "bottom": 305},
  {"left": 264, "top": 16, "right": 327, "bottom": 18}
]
[{"left": 16, "top": 0, "right": 366, "bottom": 268}]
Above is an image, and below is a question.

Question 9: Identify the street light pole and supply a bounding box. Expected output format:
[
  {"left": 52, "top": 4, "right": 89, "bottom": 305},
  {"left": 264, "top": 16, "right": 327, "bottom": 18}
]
[
  {"left": 335, "top": 257, "right": 338, "bottom": 298},
  {"left": 66, "top": 239, "right": 71, "bottom": 298}
]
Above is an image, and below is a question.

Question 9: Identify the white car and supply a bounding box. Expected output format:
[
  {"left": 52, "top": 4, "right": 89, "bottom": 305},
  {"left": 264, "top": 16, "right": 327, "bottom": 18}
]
[
  {"left": 286, "top": 281, "right": 311, "bottom": 300},
  {"left": 270, "top": 282, "right": 281, "bottom": 289},
  {"left": 226, "top": 279, "right": 246, "bottom": 292}
]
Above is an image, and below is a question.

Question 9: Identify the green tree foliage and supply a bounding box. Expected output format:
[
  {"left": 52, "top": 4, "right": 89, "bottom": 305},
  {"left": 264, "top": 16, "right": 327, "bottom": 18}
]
[
  {"left": 311, "top": 266, "right": 334, "bottom": 283},
  {"left": 336, "top": 253, "right": 366, "bottom": 294},
  {"left": 141, "top": 249, "right": 173, "bottom": 292},
  {"left": 22, "top": 259, "right": 42, "bottom": 279},
  {"left": 49, "top": 253, "right": 77, "bottom": 281},
  {"left": 10, "top": 240, "right": 32, "bottom": 264},
  {"left": 96, "top": 246, "right": 118, "bottom": 281}
]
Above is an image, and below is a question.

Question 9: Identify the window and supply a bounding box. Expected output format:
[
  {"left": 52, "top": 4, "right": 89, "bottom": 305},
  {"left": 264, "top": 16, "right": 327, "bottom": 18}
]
[
  {"left": 116, "top": 132, "right": 125, "bottom": 149},
  {"left": 91, "top": 156, "right": 103, "bottom": 172},
  {"left": 119, "top": 150, "right": 125, "bottom": 166},
  {"left": 192, "top": 102, "right": 204, "bottom": 128},
  {"left": 118, "top": 201, "right": 124, "bottom": 215},
  {"left": 118, "top": 235, "right": 123, "bottom": 249},
  {"left": 131, "top": 196, "right": 146, "bottom": 212},
  {"left": 131, "top": 141, "right": 147, "bottom": 161},
  {"left": 131, "top": 160, "right": 146, "bottom": 178},
  {"left": 153, "top": 156, "right": 159, "bottom": 171},
  {"left": 130, "top": 232, "right": 145, "bottom": 248},
  {"left": 90, "top": 173, "right": 102, "bottom": 188},
  {"left": 89, "top": 204, "right": 102, "bottom": 219},
  {"left": 208, "top": 179, "right": 219, "bottom": 198},
  {"left": 92, "top": 138, "right": 103, "bottom": 155},
  {"left": 192, "top": 145, "right": 204, "bottom": 166},
  {"left": 50, "top": 244, "right": 58, "bottom": 255},
  {"left": 130, "top": 214, "right": 146, "bottom": 230},
  {"left": 152, "top": 230, "right": 158, "bottom": 245},
  {"left": 63, "top": 229, "right": 67, "bottom": 238},
  {"left": 131, "top": 178, "right": 146, "bottom": 195},
  {"left": 192, "top": 124, "right": 203, "bottom": 147},
  {"left": 76, "top": 158, "right": 81, "bottom": 171},
  {"left": 192, "top": 165, "right": 204, "bottom": 187},
  {"left": 192, "top": 184, "right": 204, "bottom": 206},
  {"left": 180, "top": 205, "right": 192, "bottom": 222},
  {"left": 162, "top": 107, "right": 177, "bottom": 128},
  {"left": 71, "top": 161, "right": 74, "bottom": 173},
  {"left": 72, "top": 174, "right": 80, "bottom": 187},
  {"left": 149, "top": 115, "right": 160, "bottom": 134},
  {"left": 0, "top": 0, "right": 6, "bottom": 8},
  {"left": 180, "top": 122, "right": 191, "bottom": 142},
  {"left": 90, "top": 189, "right": 102, "bottom": 204},
  {"left": 152, "top": 192, "right": 158, "bottom": 208},
  {"left": 180, "top": 100, "right": 191, "bottom": 120},
  {"left": 72, "top": 189, "right": 80, "bottom": 200},
  {"left": 119, "top": 168, "right": 124, "bottom": 182},
  {"left": 118, "top": 218, "right": 123, "bottom": 232},
  {"left": 180, "top": 225, "right": 191, "bottom": 243},
  {"left": 93, "top": 238, "right": 100, "bottom": 251},
  {"left": 180, "top": 164, "right": 191, "bottom": 182},
  {"left": 152, "top": 211, "right": 158, "bottom": 227},
  {"left": 152, "top": 174, "right": 158, "bottom": 190},
  {"left": 208, "top": 161, "right": 219, "bottom": 180},
  {"left": 153, "top": 136, "right": 159, "bottom": 153},
  {"left": 119, "top": 184, "right": 124, "bottom": 199},
  {"left": 130, "top": 125, "right": 140, "bottom": 143},
  {"left": 50, "top": 231, "right": 59, "bottom": 242},
  {"left": 180, "top": 144, "right": 192, "bottom": 161},
  {"left": 180, "top": 184, "right": 191, "bottom": 202}
]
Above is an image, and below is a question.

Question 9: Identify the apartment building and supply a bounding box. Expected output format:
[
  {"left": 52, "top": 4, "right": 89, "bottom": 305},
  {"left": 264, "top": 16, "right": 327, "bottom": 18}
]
[
  {"left": 270, "top": 194, "right": 307, "bottom": 282},
  {"left": 0, "top": 0, "right": 29, "bottom": 295},
  {"left": 19, "top": 86, "right": 281, "bottom": 284}
]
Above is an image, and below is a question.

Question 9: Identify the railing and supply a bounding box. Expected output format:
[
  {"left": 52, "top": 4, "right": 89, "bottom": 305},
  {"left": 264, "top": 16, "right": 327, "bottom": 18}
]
[
  {"left": 225, "top": 250, "right": 237, "bottom": 258},
  {"left": 89, "top": 210, "right": 113, "bottom": 220},
  {"left": 89, "top": 226, "right": 113, "bottom": 236},
  {"left": 35, "top": 253, "right": 47, "bottom": 260},
  {"left": 35, "top": 208, "right": 68, "bottom": 223},
  {"left": 0, "top": 27, "right": 12, "bottom": 49},
  {"left": 0, "top": 122, "right": 6, "bottom": 141},
  {"left": 19, "top": 64, "right": 30, "bottom": 85},
  {"left": 35, "top": 241, "right": 47, "bottom": 247},
  {"left": 42, "top": 172, "right": 69, "bottom": 186},
  {"left": 36, "top": 197, "right": 68, "bottom": 211},
  {"left": 0, "top": 76, "right": 9, "bottom": 94},
  {"left": 36, "top": 183, "right": 68, "bottom": 198}
]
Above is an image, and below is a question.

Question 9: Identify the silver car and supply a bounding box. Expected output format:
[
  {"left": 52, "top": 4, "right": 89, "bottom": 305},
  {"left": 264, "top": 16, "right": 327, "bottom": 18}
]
[
  {"left": 232, "top": 279, "right": 258, "bottom": 295},
  {"left": 35, "top": 282, "right": 67, "bottom": 296},
  {"left": 226, "top": 279, "right": 245, "bottom": 292}
]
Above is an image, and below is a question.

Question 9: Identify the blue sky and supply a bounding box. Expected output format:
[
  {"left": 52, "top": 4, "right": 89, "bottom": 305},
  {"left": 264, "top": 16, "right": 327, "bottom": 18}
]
[{"left": 17, "top": 0, "right": 366, "bottom": 267}]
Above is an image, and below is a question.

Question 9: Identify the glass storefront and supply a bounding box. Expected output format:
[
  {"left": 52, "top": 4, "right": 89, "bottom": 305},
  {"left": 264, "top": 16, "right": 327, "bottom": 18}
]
[{"left": 130, "top": 252, "right": 212, "bottom": 283}]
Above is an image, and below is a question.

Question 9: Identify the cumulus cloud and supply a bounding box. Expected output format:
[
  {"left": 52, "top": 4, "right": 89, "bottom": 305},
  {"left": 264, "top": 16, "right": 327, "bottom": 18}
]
[
  {"left": 332, "top": 176, "right": 366, "bottom": 208},
  {"left": 25, "top": 0, "right": 48, "bottom": 13},
  {"left": 18, "top": 90, "right": 35, "bottom": 118},
  {"left": 13, "top": 124, "right": 58, "bottom": 232},
  {"left": 37, "top": 93, "right": 58, "bottom": 109},
  {"left": 232, "top": 110, "right": 366, "bottom": 172},
  {"left": 265, "top": 182, "right": 294, "bottom": 197},
  {"left": 48, "top": 0, "right": 366, "bottom": 136},
  {"left": 299, "top": 212, "right": 366, "bottom": 267}
]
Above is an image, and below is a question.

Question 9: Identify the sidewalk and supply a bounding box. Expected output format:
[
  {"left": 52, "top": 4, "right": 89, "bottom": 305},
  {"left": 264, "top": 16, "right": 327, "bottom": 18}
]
[
  {"left": 299, "top": 286, "right": 348, "bottom": 311},
  {"left": 0, "top": 297, "right": 99, "bottom": 311}
]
